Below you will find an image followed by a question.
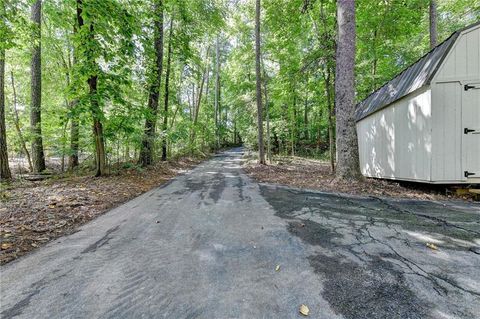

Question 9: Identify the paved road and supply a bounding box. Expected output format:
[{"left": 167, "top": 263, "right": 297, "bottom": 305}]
[{"left": 1, "top": 148, "right": 480, "bottom": 319}]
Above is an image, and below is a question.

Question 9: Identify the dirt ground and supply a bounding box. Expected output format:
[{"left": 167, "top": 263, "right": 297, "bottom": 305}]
[
  {"left": 0, "top": 157, "right": 202, "bottom": 265},
  {"left": 243, "top": 153, "right": 477, "bottom": 202}
]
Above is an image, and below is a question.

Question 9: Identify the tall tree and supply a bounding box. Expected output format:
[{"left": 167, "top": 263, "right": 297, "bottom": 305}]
[
  {"left": 261, "top": 56, "right": 271, "bottom": 162},
  {"left": 429, "top": 0, "right": 438, "bottom": 49},
  {"left": 88, "top": 63, "right": 106, "bottom": 177},
  {"left": 139, "top": 0, "right": 164, "bottom": 167},
  {"left": 215, "top": 35, "right": 220, "bottom": 150},
  {"left": 69, "top": 23, "right": 79, "bottom": 170},
  {"left": 0, "top": 0, "right": 10, "bottom": 180},
  {"left": 76, "top": 0, "right": 106, "bottom": 176},
  {"left": 190, "top": 47, "right": 210, "bottom": 147},
  {"left": 325, "top": 67, "right": 335, "bottom": 173},
  {"left": 162, "top": 18, "right": 173, "bottom": 161},
  {"left": 335, "top": 0, "right": 361, "bottom": 180},
  {"left": 255, "top": 0, "right": 265, "bottom": 164},
  {"left": 0, "top": 48, "right": 11, "bottom": 180},
  {"left": 30, "top": 0, "right": 46, "bottom": 173}
]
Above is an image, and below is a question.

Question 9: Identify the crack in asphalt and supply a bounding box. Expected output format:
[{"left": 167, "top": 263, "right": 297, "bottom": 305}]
[
  {"left": 303, "top": 193, "right": 480, "bottom": 298},
  {"left": 362, "top": 225, "right": 449, "bottom": 296},
  {"left": 369, "top": 196, "right": 480, "bottom": 236},
  {"left": 259, "top": 184, "right": 480, "bottom": 319},
  {"left": 81, "top": 225, "right": 120, "bottom": 254},
  {"left": 363, "top": 223, "right": 480, "bottom": 297},
  {"left": 1, "top": 271, "right": 72, "bottom": 318}
]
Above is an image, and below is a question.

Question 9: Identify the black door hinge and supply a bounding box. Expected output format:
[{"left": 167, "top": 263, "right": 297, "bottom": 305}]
[
  {"left": 464, "top": 128, "right": 476, "bottom": 134},
  {"left": 464, "top": 84, "right": 477, "bottom": 91},
  {"left": 464, "top": 171, "right": 476, "bottom": 178}
]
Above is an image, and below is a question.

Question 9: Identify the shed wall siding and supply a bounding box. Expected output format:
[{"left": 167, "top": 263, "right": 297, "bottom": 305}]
[
  {"left": 435, "top": 26, "right": 480, "bottom": 82},
  {"left": 357, "top": 88, "right": 432, "bottom": 181}
]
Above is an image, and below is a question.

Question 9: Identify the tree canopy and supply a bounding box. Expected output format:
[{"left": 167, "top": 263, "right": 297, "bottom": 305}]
[{"left": 1, "top": 0, "right": 478, "bottom": 179}]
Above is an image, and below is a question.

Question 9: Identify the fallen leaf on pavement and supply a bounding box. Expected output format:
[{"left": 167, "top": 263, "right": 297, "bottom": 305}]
[
  {"left": 299, "top": 304, "right": 309, "bottom": 316},
  {"left": 426, "top": 243, "right": 438, "bottom": 250},
  {"left": 1, "top": 243, "right": 13, "bottom": 250}
]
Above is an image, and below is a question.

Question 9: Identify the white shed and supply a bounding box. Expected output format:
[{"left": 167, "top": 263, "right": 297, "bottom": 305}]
[{"left": 356, "top": 21, "right": 480, "bottom": 184}]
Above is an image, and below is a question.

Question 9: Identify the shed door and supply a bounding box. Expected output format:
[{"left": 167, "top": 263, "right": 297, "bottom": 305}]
[{"left": 462, "top": 82, "right": 480, "bottom": 180}]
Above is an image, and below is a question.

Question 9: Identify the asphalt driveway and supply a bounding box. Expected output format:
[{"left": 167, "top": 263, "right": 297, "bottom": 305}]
[{"left": 1, "top": 148, "right": 479, "bottom": 318}]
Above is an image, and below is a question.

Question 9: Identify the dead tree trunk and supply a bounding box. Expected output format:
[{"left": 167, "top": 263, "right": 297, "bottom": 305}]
[
  {"left": 335, "top": 0, "right": 361, "bottom": 180},
  {"left": 0, "top": 48, "right": 11, "bottom": 180},
  {"left": 30, "top": 0, "right": 46, "bottom": 173},
  {"left": 255, "top": 0, "right": 265, "bottom": 164},
  {"left": 139, "top": 0, "right": 164, "bottom": 166}
]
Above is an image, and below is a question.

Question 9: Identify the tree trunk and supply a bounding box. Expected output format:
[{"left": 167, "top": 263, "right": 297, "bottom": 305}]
[
  {"left": 335, "top": 0, "right": 361, "bottom": 180},
  {"left": 61, "top": 119, "right": 69, "bottom": 172},
  {"left": 30, "top": 0, "right": 46, "bottom": 173},
  {"left": 233, "top": 120, "right": 237, "bottom": 144},
  {"left": 139, "top": 0, "right": 164, "bottom": 166},
  {"left": 88, "top": 75, "right": 106, "bottom": 177},
  {"left": 291, "top": 93, "right": 296, "bottom": 156},
  {"left": 189, "top": 83, "right": 195, "bottom": 122},
  {"left": 215, "top": 35, "right": 220, "bottom": 150},
  {"left": 262, "top": 58, "right": 271, "bottom": 162},
  {"left": 77, "top": 0, "right": 106, "bottom": 176},
  {"left": 255, "top": 0, "right": 265, "bottom": 164},
  {"left": 304, "top": 96, "right": 309, "bottom": 140},
  {"left": 69, "top": 101, "right": 80, "bottom": 169},
  {"left": 170, "top": 67, "right": 183, "bottom": 130},
  {"left": 69, "top": 24, "right": 79, "bottom": 170},
  {"left": 190, "top": 47, "right": 210, "bottom": 146},
  {"left": 325, "top": 68, "right": 335, "bottom": 173},
  {"left": 371, "top": 29, "right": 378, "bottom": 91},
  {"left": 429, "top": 0, "right": 438, "bottom": 49},
  {"left": 10, "top": 72, "right": 33, "bottom": 172},
  {"left": 162, "top": 18, "right": 173, "bottom": 161},
  {"left": 0, "top": 48, "right": 12, "bottom": 180}
]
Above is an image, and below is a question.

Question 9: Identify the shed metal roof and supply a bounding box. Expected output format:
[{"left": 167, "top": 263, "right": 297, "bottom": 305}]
[{"left": 355, "top": 21, "right": 480, "bottom": 122}]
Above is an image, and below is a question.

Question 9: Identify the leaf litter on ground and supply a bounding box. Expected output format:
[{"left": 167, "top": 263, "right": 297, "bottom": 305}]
[
  {"left": 0, "top": 157, "right": 202, "bottom": 265},
  {"left": 243, "top": 153, "right": 476, "bottom": 201}
]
